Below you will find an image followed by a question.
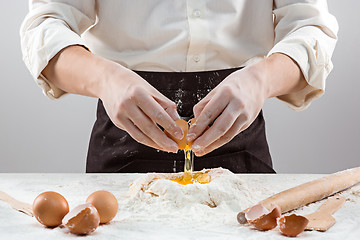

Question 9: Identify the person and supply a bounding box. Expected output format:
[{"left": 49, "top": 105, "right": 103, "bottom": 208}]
[{"left": 20, "top": 0, "right": 338, "bottom": 173}]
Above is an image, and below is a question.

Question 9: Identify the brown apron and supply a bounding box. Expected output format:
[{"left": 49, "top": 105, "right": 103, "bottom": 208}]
[{"left": 86, "top": 68, "right": 275, "bottom": 173}]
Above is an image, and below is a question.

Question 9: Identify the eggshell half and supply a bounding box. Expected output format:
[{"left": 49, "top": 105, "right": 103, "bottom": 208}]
[
  {"left": 165, "top": 119, "right": 189, "bottom": 149},
  {"left": 278, "top": 214, "right": 309, "bottom": 237},
  {"left": 86, "top": 190, "right": 118, "bottom": 224},
  {"left": 32, "top": 191, "right": 69, "bottom": 227},
  {"left": 63, "top": 203, "right": 100, "bottom": 235},
  {"left": 245, "top": 204, "right": 281, "bottom": 231}
]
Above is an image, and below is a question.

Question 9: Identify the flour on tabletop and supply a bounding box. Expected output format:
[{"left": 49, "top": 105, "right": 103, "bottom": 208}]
[
  {"left": 116, "top": 170, "right": 360, "bottom": 227},
  {"left": 117, "top": 168, "right": 270, "bottom": 226},
  {"left": 1, "top": 172, "right": 360, "bottom": 239}
]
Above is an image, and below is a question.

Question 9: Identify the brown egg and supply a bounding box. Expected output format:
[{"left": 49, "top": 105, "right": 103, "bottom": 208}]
[
  {"left": 245, "top": 204, "right": 281, "bottom": 231},
  {"left": 32, "top": 191, "right": 69, "bottom": 227},
  {"left": 62, "top": 203, "right": 100, "bottom": 235},
  {"left": 278, "top": 214, "right": 309, "bottom": 237},
  {"left": 86, "top": 190, "right": 118, "bottom": 224},
  {"left": 165, "top": 119, "right": 189, "bottom": 149}
]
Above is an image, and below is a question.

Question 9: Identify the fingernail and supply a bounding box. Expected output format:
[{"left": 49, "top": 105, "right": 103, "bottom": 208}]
[
  {"left": 192, "top": 144, "right": 201, "bottom": 151},
  {"left": 186, "top": 133, "right": 196, "bottom": 142},
  {"left": 174, "top": 130, "right": 184, "bottom": 140}
]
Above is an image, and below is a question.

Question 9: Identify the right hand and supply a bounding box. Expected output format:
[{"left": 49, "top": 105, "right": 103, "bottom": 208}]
[{"left": 98, "top": 64, "right": 183, "bottom": 153}]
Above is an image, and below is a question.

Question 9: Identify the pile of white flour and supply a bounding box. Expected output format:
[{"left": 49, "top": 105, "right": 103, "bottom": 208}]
[{"left": 117, "top": 168, "right": 272, "bottom": 226}]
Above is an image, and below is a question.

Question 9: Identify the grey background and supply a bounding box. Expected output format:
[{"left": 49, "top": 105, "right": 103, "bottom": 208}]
[{"left": 0, "top": 1, "right": 359, "bottom": 173}]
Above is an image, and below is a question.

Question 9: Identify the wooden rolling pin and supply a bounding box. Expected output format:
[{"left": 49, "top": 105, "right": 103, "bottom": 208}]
[{"left": 237, "top": 166, "right": 360, "bottom": 224}]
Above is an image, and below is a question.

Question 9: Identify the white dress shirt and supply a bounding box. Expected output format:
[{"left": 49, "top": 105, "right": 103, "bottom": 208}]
[{"left": 20, "top": 0, "right": 338, "bottom": 110}]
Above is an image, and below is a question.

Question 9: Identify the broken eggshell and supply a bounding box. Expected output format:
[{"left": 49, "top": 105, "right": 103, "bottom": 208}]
[
  {"left": 62, "top": 203, "right": 100, "bottom": 235},
  {"left": 278, "top": 214, "right": 309, "bottom": 237},
  {"left": 164, "top": 118, "right": 209, "bottom": 150},
  {"left": 164, "top": 119, "right": 189, "bottom": 149},
  {"left": 245, "top": 204, "right": 281, "bottom": 231}
]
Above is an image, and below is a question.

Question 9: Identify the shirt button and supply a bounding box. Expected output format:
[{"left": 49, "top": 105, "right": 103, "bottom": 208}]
[
  {"left": 193, "top": 9, "right": 201, "bottom": 18},
  {"left": 193, "top": 55, "right": 200, "bottom": 62}
]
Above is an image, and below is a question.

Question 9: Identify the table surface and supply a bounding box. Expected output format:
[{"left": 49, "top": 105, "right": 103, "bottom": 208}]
[{"left": 0, "top": 173, "right": 359, "bottom": 240}]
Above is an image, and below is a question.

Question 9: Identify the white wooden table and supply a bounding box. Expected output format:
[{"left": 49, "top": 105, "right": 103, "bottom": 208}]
[{"left": 0, "top": 173, "right": 359, "bottom": 240}]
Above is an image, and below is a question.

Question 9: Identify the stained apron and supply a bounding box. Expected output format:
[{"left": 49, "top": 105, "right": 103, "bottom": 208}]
[{"left": 86, "top": 68, "right": 275, "bottom": 173}]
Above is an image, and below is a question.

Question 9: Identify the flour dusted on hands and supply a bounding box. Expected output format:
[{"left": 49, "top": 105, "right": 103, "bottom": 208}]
[{"left": 121, "top": 168, "right": 269, "bottom": 225}]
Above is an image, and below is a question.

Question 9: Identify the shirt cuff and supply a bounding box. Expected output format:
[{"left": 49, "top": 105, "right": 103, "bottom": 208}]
[
  {"left": 22, "top": 19, "right": 88, "bottom": 99},
  {"left": 267, "top": 26, "right": 336, "bottom": 111}
]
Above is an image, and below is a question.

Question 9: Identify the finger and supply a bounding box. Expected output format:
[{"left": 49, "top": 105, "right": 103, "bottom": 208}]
[
  {"left": 194, "top": 114, "right": 248, "bottom": 157},
  {"left": 190, "top": 102, "right": 239, "bottom": 151},
  {"left": 164, "top": 105, "right": 181, "bottom": 121},
  {"left": 128, "top": 105, "right": 179, "bottom": 153},
  {"left": 187, "top": 92, "right": 230, "bottom": 143},
  {"left": 149, "top": 86, "right": 182, "bottom": 121},
  {"left": 193, "top": 98, "right": 209, "bottom": 119},
  {"left": 120, "top": 118, "right": 165, "bottom": 151},
  {"left": 192, "top": 87, "right": 218, "bottom": 118},
  {"left": 156, "top": 97, "right": 181, "bottom": 121},
  {"left": 137, "top": 92, "right": 184, "bottom": 140}
]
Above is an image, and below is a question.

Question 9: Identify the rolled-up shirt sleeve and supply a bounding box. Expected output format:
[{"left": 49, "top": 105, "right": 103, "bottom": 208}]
[
  {"left": 20, "top": 0, "right": 96, "bottom": 99},
  {"left": 267, "top": 0, "right": 339, "bottom": 111}
]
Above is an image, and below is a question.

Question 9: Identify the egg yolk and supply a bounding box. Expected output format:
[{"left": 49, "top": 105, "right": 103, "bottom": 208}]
[
  {"left": 166, "top": 119, "right": 211, "bottom": 185},
  {"left": 171, "top": 171, "right": 211, "bottom": 185},
  {"left": 171, "top": 145, "right": 211, "bottom": 185}
]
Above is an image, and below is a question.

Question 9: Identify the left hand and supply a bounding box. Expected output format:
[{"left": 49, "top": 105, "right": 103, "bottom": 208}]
[{"left": 186, "top": 66, "right": 268, "bottom": 156}]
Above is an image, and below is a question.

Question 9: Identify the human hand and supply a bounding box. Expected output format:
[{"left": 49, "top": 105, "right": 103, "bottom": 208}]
[
  {"left": 186, "top": 67, "right": 268, "bottom": 156},
  {"left": 42, "top": 46, "right": 305, "bottom": 156},
  {"left": 99, "top": 65, "right": 184, "bottom": 153}
]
